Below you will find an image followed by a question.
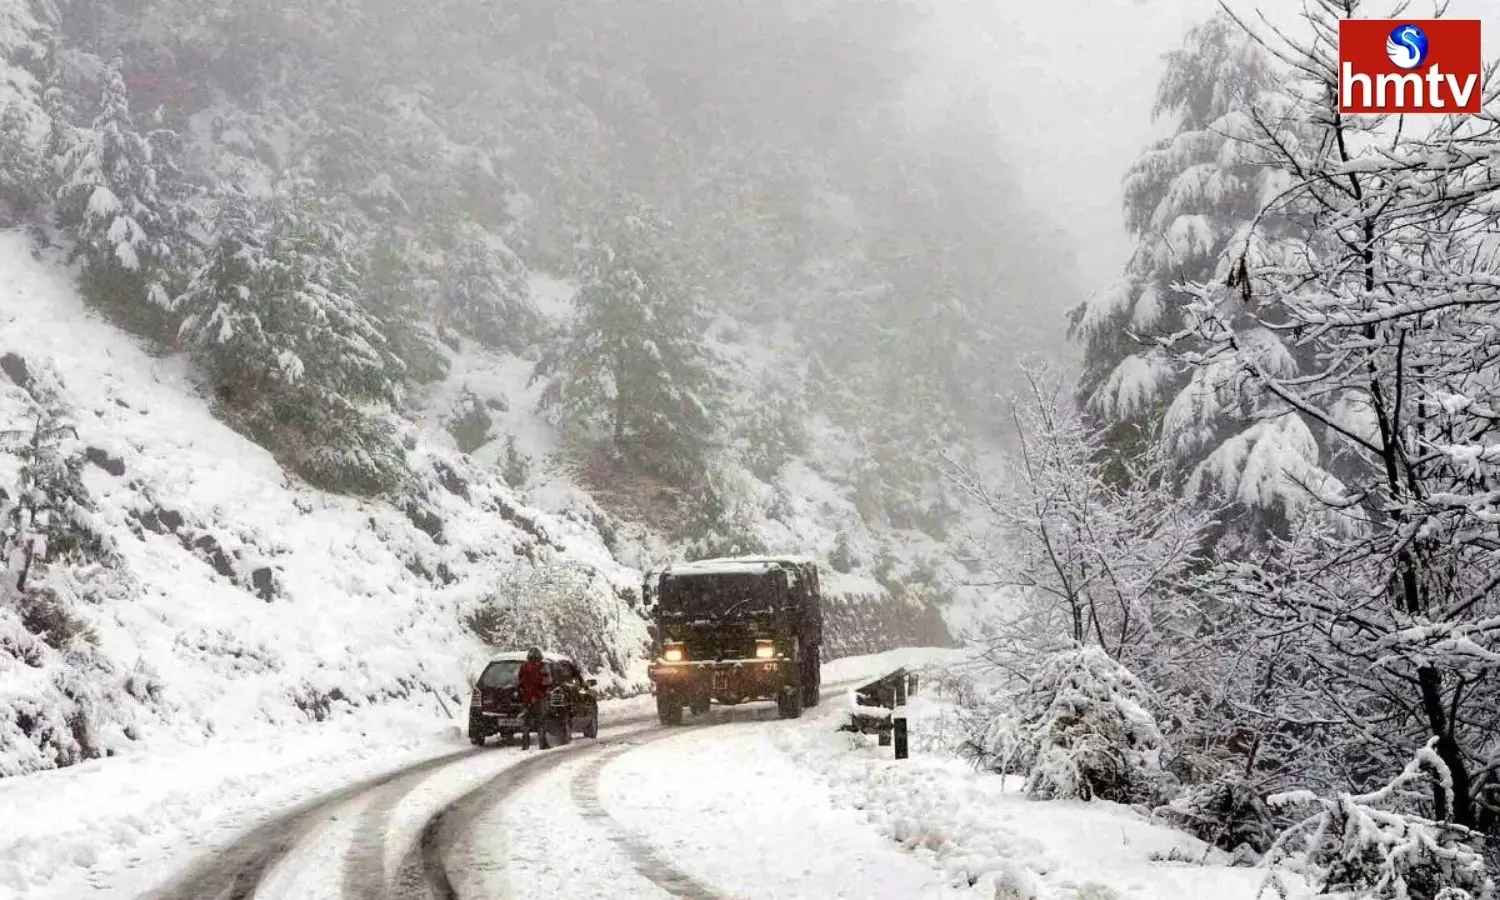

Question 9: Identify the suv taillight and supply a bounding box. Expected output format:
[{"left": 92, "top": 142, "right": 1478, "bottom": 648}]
[{"left": 471, "top": 687, "right": 482, "bottom": 703}]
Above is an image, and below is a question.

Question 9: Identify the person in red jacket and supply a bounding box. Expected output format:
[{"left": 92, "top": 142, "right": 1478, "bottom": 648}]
[{"left": 517, "top": 647, "right": 551, "bottom": 750}]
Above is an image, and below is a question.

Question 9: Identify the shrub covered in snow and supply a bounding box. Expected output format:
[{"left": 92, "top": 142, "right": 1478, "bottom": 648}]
[
  {"left": 969, "top": 646, "right": 1169, "bottom": 805},
  {"left": 1156, "top": 772, "right": 1276, "bottom": 858},
  {"left": 1261, "top": 740, "right": 1497, "bottom": 900},
  {"left": 465, "top": 559, "right": 643, "bottom": 683}
]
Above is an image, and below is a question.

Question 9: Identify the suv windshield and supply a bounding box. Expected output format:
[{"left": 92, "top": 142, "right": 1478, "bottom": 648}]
[
  {"left": 659, "top": 572, "right": 784, "bottom": 620},
  {"left": 479, "top": 660, "right": 522, "bottom": 688}
]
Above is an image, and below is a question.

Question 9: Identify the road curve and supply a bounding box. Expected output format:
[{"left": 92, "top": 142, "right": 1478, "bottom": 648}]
[
  {"left": 400, "top": 727, "right": 679, "bottom": 900},
  {"left": 144, "top": 677, "right": 861, "bottom": 900},
  {"left": 141, "top": 706, "right": 660, "bottom": 900}
]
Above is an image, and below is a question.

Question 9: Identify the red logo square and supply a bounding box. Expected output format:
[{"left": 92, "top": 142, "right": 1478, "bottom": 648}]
[{"left": 1338, "top": 19, "right": 1482, "bottom": 114}]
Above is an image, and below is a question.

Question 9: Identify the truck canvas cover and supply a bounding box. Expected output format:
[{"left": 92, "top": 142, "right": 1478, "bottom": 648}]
[{"left": 656, "top": 566, "right": 787, "bottom": 622}]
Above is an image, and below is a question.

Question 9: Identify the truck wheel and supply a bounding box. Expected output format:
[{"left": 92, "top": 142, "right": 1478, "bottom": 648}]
[
  {"left": 657, "top": 695, "right": 684, "bottom": 726},
  {"left": 802, "top": 655, "right": 821, "bottom": 707},
  {"left": 777, "top": 685, "right": 804, "bottom": 719},
  {"left": 690, "top": 694, "right": 710, "bottom": 715}
]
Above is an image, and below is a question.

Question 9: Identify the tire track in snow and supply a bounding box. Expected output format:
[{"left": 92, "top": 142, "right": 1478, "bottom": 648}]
[
  {"left": 139, "top": 747, "right": 480, "bottom": 900},
  {"left": 402, "top": 733, "right": 663, "bottom": 900},
  {"left": 570, "top": 740, "right": 733, "bottom": 900},
  {"left": 394, "top": 707, "right": 668, "bottom": 900}
]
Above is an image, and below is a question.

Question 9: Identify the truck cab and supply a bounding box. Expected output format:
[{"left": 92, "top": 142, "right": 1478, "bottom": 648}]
[{"left": 644, "top": 556, "right": 823, "bottom": 724}]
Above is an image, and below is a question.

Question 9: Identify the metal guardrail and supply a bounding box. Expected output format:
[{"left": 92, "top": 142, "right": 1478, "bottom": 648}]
[{"left": 838, "top": 667, "right": 920, "bottom": 760}]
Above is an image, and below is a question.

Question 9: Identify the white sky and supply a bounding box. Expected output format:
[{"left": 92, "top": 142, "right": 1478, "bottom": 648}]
[{"left": 903, "top": 0, "right": 1500, "bottom": 296}]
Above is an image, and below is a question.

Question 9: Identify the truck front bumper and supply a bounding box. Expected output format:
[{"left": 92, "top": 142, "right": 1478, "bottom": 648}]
[{"left": 648, "top": 659, "right": 787, "bottom": 698}]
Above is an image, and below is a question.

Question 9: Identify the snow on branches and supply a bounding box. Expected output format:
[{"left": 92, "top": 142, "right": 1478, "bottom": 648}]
[
  {"left": 53, "top": 57, "right": 198, "bottom": 340},
  {"left": 1260, "top": 740, "right": 1496, "bottom": 900},
  {"left": 942, "top": 362, "right": 1219, "bottom": 686},
  {"left": 1163, "top": 0, "right": 1500, "bottom": 830}
]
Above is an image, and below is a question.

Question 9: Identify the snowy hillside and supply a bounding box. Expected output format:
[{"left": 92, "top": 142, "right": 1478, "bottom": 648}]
[{"left": 0, "top": 231, "right": 650, "bottom": 776}]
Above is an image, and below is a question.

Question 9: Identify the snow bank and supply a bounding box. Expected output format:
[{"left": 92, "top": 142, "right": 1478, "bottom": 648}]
[
  {"left": 772, "top": 671, "right": 1303, "bottom": 900},
  {"left": 0, "top": 704, "right": 466, "bottom": 899},
  {"left": 0, "top": 688, "right": 667, "bottom": 900}
]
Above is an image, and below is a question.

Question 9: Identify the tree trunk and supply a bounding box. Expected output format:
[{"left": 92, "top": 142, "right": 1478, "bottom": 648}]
[{"left": 1416, "top": 660, "right": 1475, "bottom": 827}]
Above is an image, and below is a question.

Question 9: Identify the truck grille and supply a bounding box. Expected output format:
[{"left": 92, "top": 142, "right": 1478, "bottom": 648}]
[{"left": 682, "top": 635, "right": 763, "bottom": 661}]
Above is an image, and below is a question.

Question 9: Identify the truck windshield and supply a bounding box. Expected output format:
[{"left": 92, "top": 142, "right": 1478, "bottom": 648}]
[
  {"left": 658, "top": 572, "right": 784, "bottom": 619},
  {"left": 479, "top": 660, "right": 521, "bottom": 688}
]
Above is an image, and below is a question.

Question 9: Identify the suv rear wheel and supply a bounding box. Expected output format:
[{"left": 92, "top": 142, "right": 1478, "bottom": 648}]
[
  {"left": 546, "top": 714, "right": 572, "bottom": 748},
  {"left": 580, "top": 709, "right": 599, "bottom": 739}
]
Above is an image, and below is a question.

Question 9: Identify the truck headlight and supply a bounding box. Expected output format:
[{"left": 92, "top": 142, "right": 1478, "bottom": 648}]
[
  {"left": 755, "top": 640, "right": 774, "bottom": 659},
  {"left": 664, "top": 642, "right": 685, "bottom": 662}
]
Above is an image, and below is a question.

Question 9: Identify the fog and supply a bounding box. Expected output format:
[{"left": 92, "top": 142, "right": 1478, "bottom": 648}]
[
  {"left": 903, "top": 0, "right": 1500, "bottom": 290},
  {"left": 10, "top": 0, "right": 1500, "bottom": 459}
]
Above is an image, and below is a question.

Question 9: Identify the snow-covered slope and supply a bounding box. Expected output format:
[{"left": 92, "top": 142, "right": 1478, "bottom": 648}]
[{"left": 0, "top": 231, "right": 649, "bottom": 776}]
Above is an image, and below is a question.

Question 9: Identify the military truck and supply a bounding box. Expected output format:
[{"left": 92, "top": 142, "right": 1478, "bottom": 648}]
[{"left": 643, "top": 555, "right": 823, "bottom": 725}]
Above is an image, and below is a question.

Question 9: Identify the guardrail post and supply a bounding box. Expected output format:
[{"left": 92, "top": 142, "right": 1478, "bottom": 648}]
[{"left": 893, "top": 714, "right": 908, "bottom": 759}]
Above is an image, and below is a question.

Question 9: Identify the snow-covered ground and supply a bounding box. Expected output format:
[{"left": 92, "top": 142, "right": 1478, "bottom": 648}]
[
  {"left": 588, "top": 719, "right": 972, "bottom": 899},
  {"left": 494, "top": 645, "right": 1300, "bottom": 900},
  {"left": 0, "top": 701, "right": 462, "bottom": 899},
  {"left": 0, "top": 644, "right": 1315, "bottom": 899},
  {"left": 773, "top": 662, "right": 1306, "bottom": 900}
]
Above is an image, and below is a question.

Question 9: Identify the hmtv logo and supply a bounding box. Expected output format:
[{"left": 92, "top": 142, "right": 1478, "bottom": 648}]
[{"left": 1339, "top": 19, "right": 1483, "bottom": 114}]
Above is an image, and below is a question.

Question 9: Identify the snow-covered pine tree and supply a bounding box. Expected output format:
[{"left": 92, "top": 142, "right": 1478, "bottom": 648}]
[
  {"left": 1068, "top": 10, "right": 1290, "bottom": 493},
  {"left": 1174, "top": 1, "right": 1500, "bottom": 831},
  {"left": 0, "top": 101, "right": 43, "bottom": 225},
  {"left": 1, "top": 401, "right": 107, "bottom": 601},
  {"left": 0, "top": 0, "right": 54, "bottom": 223},
  {"left": 52, "top": 55, "right": 198, "bottom": 344},
  {"left": 546, "top": 206, "right": 724, "bottom": 485},
  {"left": 178, "top": 188, "right": 408, "bottom": 494},
  {"left": 362, "top": 230, "right": 450, "bottom": 385},
  {"left": 427, "top": 215, "right": 539, "bottom": 353}
]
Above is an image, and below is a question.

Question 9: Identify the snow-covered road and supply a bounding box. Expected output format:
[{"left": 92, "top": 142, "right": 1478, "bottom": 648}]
[{"left": 106, "top": 652, "right": 944, "bottom": 900}]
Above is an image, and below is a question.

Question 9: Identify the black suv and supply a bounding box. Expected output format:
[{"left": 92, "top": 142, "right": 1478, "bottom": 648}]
[{"left": 468, "top": 651, "right": 601, "bottom": 748}]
